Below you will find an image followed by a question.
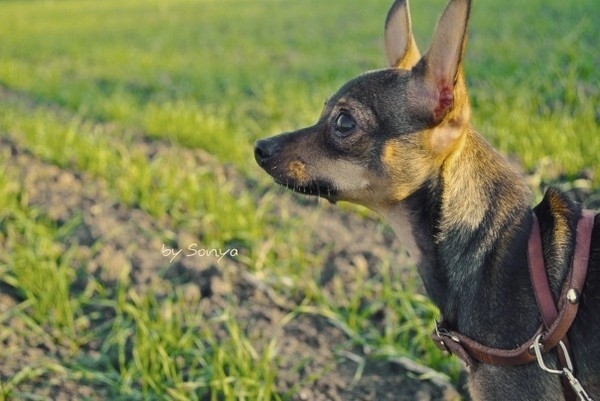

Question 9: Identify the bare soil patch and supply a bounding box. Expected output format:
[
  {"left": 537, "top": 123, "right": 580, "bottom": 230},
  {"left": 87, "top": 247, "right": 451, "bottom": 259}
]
[
  {"left": 0, "top": 137, "right": 463, "bottom": 400},
  {"left": 2, "top": 134, "right": 598, "bottom": 400}
]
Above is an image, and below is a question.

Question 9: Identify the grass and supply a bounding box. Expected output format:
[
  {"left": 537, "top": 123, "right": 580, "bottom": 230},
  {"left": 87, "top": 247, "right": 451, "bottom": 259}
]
[{"left": 0, "top": 0, "right": 598, "bottom": 399}]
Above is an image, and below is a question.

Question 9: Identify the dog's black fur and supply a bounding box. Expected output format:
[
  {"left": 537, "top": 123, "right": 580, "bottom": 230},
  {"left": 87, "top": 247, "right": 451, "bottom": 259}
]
[{"left": 254, "top": 0, "right": 600, "bottom": 398}]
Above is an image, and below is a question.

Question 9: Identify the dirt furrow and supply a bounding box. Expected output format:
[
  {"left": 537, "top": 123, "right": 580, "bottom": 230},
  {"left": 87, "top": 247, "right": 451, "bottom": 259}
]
[{"left": 0, "top": 135, "right": 462, "bottom": 400}]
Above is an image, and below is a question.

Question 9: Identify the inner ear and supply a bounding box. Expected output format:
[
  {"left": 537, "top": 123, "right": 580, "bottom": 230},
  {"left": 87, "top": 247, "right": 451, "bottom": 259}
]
[
  {"left": 420, "top": 0, "right": 471, "bottom": 121},
  {"left": 426, "top": 0, "right": 470, "bottom": 83},
  {"left": 384, "top": 0, "right": 421, "bottom": 69}
]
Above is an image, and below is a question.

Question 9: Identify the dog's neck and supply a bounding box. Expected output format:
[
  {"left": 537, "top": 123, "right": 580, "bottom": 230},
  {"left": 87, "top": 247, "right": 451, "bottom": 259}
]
[{"left": 379, "top": 128, "right": 540, "bottom": 347}]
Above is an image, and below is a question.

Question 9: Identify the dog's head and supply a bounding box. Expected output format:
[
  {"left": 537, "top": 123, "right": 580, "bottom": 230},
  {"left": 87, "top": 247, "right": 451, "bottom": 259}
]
[{"left": 254, "top": 0, "right": 472, "bottom": 211}]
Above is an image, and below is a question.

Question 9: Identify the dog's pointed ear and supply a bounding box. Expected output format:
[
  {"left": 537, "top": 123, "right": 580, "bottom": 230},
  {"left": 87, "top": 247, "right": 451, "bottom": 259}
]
[
  {"left": 418, "top": 0, "right": 471, "bottom": 123},
  {"left": 384, "top": 0, "right": 421, "bottom": 69}
]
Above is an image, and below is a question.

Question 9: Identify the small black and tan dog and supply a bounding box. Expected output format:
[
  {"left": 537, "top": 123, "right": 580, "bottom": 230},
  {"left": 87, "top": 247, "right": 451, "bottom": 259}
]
[{"left": 254, "top": 0, "right": 599, "bottom": 399}]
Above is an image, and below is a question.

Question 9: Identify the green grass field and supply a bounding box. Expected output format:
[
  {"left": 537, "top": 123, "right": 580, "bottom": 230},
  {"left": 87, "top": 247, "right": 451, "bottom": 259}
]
[{"left": 0, "top": 0, "right": 598, "bottom": 399}]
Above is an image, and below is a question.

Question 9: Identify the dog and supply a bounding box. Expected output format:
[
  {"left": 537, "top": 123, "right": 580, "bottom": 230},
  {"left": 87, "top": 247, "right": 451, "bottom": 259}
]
[{"left": 253, "top": 0, "right": 599, "bottom": 399}]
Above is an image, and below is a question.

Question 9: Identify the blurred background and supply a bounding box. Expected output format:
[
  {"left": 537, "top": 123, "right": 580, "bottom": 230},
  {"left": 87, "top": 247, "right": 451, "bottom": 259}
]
[{"left": 0, "top": 0, "right": 598, "bottom": 399}]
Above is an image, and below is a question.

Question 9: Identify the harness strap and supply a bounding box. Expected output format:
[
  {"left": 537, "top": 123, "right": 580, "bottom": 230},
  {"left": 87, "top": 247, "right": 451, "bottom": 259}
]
[
  {"left": 432, "top": 209, "right": 595, "bottom": 371},
  {"left": 530, "top": 212, "right": 574, "bottom": 401},
  {"left": 528, "top": 213, "right": 559, "bottom": 329}
]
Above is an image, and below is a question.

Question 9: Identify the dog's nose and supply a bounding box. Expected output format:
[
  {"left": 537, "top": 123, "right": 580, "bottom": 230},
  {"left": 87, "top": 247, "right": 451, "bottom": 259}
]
[{"left": 254, "top": 138, "right": 280, "bottom": 166}]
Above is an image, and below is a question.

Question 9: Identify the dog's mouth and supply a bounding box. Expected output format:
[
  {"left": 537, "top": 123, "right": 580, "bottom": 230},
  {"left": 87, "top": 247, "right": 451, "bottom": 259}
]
[
  {"left": 253, "top": 138, "right": 339, "bottom": 203},
  {"left": 274, "top": 178, "right": 338, "bottom": 204}
]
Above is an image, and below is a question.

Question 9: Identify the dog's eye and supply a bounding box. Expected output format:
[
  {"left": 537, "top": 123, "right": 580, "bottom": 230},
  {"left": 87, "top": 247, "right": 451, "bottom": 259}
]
[{"left": 334, "top": 112, "right": 357, "bottom": 136}]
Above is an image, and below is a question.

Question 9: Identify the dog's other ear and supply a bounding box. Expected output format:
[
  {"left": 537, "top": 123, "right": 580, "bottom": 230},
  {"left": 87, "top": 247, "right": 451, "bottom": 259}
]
[
  {"left": 384, "top": 0, "right": 420, "bottom": 69},
  {"left": 418, "top": 0, "right": 471, "bottom": 123}
]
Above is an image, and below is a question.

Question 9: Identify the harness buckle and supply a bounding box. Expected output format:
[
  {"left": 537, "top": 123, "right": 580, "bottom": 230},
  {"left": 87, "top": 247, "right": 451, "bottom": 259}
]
[
  {"left": 564, "top": 369, "right": 594, "bottom": 401},
  {"left": 531, "top": 334, "right": 594, "bottom": 401},
  {"left": 433, "top": 320, "right": 461, "bottom": 355},
  {"left": 434, "top": 320, "right": 460, "bottom": 343},
  {"left": 531, "top": 334, "right": 572, "bottom": 374}
]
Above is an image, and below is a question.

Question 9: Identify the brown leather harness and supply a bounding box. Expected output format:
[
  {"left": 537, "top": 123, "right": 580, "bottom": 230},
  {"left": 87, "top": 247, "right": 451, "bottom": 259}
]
[{"left": 432, "top": 209, "right": 596, "bottom": 400}]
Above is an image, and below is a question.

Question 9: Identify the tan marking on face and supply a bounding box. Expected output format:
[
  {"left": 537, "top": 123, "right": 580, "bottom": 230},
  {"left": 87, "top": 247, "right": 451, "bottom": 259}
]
[
  {"left": 288, "top": 160, "right": 308, "bottom": 183},
  {"left": 379, "top": 136, "right": 440, "bottom": 203},
  {"left": 382, "top": 140, "right": 398, "bottom": 166}
]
